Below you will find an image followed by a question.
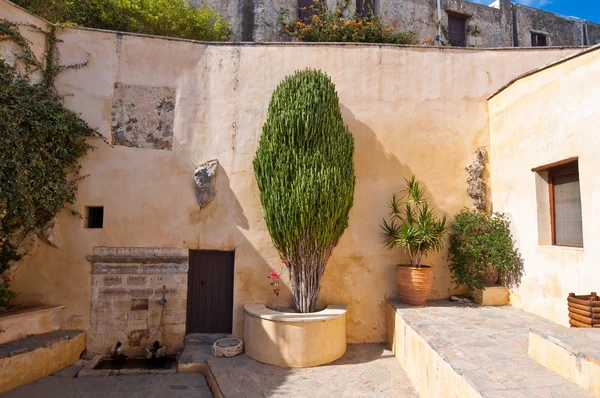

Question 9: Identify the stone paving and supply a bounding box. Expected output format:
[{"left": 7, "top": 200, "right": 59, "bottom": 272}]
[
  {"left": 392, "top": 300, "right": 594, "bottom": 397},
  {"left": 0, "top": 373, "right": 211, "bottom": 398},
  {"left": 208, "top": 343, "right": 418, "bottom": 398}
]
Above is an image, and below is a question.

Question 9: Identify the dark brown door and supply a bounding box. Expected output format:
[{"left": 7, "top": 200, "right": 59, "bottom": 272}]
[
  {"left": 448, "top": 14, "right": 466, "bottom": 47},
  {"left": 186, "top": 250, "right": 235, "bottom": 334}
]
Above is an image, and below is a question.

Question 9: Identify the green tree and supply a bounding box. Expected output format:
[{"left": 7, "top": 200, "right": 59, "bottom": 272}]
[
  {"left": 12, "top": 0, "right": 230, "bottom": 41},
  {"left": 253, "top": 69, "right": 355, "bottom": 313}
]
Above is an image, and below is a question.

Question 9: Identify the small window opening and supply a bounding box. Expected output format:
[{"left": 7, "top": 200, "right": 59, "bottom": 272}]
[
  {"left": 85, "top": 206, "right": 104, "bottom": 229},
  {"left": 531, "top": 32, "right": 548, "bottom": 47}
]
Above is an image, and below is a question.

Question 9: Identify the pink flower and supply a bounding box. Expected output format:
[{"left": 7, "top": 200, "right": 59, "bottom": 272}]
[
  {"left": 282, "top": 259, "right": 288, "bottom": 265},
  {"left": 269, "top": 272, "right": 280, "bottom": 279}
]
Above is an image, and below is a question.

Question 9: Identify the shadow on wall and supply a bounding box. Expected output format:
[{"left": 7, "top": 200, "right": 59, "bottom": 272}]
[{"left": 318, "top": 105, "right": 457, "bottom": 344}]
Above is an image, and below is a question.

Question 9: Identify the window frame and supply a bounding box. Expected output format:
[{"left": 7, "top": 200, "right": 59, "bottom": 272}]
[
  {"left": 531, "top": 31, "right": 549, "bottom": 47},
  {"left": 85, "top": 206, "right": 104, "bottom": 229},
  {"left": 547, "top": 161, "right": 582, "bottom": 247},
  {"left": 446, "top": 11, "right": 469, "bottom": 47}
]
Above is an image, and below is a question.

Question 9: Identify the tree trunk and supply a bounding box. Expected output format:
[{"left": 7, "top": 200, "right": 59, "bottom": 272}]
[{"left": 288, "top": 243, "right": 332, "bottom": 313}]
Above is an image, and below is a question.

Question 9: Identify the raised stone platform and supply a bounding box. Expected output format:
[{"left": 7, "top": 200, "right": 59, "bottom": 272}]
[
  {"left": 0, "top": 330, "right": 85, "bottom": 393},
  {"left": 387, "top": 299, "right": 593, "bottom": 397},
  {"left": 529, "top": 325, "right": 600, "bottom": 396}
]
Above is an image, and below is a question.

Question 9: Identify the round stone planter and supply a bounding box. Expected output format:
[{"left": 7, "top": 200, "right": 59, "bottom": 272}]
[{"left": 243, "top": 304, "right": 347, "bottom": 368}]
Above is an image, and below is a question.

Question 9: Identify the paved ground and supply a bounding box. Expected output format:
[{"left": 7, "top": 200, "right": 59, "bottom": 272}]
[
  {"left": 0, "top": 374, "right": 212, "bottom": 398},
  {"left": 393, "top": 300, "right": 593, "bottom": 397},
  {"left": 208, "top": 343, "right": 418, "bottom": 398}
]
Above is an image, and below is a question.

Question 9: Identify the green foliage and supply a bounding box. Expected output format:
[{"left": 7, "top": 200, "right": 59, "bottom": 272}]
[
  {"left": 253, "top": 69, "right": 355, "bottom": 313},
  {"left": 283, "top": 0, "right": 415, "bottom": 44},
  {"left": 0, "top": 282, "right": 16, "bottom": 309},
  {"left": 381, "top": 176, "right": 448, "bottom": 268},
  {"left": 13, "top": 0, "right": 230, "bottom": 41},
  {"left": 0, "top": 20, "right": 102, "bottom": 307},
  {"left": 448, "top": 208, "right": 518, "bottom": 291}
]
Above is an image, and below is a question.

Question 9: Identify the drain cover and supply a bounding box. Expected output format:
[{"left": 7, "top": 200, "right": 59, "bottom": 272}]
[{"left": 212, "top": 337, "right": 243, "bottom": 357}]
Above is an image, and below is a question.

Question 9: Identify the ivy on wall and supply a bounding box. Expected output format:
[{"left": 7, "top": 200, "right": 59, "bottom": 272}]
[{"left": 0, "top": 19, "right": 103, "bottom": 307}]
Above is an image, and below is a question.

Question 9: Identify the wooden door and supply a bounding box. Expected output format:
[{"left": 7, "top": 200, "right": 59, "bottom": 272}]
[
  {"left": 448, "top": 14, "right": 466, "bottom": 47},
  {"left": 186, "top": 250, "right": 235, "bottom": 334}
]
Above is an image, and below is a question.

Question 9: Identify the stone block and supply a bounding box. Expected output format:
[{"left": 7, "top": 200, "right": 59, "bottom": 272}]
[
  {"left": 111, "top": 84, "right": 176, "bottom": 150},
  {"left": 472, "top": 285, "right": 510, "bottom": 306},
  {"left": 0, "top": 306, "right": 64, "bottom": 345}
]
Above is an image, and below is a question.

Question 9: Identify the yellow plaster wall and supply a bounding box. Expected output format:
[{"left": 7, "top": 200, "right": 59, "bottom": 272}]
[
  {"left": 0, "top": 0, "right": 583, "bottom": 351},
  {"left": 488, "top": 47, "right": 600, "bottom": 327}
]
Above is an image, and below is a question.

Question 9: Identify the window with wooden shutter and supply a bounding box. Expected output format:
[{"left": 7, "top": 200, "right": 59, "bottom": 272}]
[
  {"left": 447, "top": 13, "right": 467, "bottom": 47},
  {"left": 531, "top": 32, "right": 548, "bottom": 47},
  {"left": 298, "top": 0, "right": 318, "bottom": 24},
  {"left": 549, "top": 163, "right": 583, "bottom": 247},
  {"left": 356, "top": 0, "right": 376, "bottom": 18},
  {"left": 533, "top": 158, "right": 583, "bottom": 247}
]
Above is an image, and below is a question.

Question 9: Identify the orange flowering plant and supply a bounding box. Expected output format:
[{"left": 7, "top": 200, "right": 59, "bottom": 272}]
[{"left": 283, "top": 0, "right": 414, "bottom": 44}]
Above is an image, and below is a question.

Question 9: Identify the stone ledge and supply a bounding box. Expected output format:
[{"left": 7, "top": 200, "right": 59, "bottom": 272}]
[
  {"left": 0, "top": 330, "right": 84, "bottom": 359},
  {"left": 529, "top": 326, "right": 600, "bottom": 396},
  {"left": 243, "top": 304, "right": 347, "bottom": 322},
  {"left": 0, "top": 330, "right": 85, "bottom": 393},
  {"left": 0, "top": 305, "right": 64, "bottom": 345}
]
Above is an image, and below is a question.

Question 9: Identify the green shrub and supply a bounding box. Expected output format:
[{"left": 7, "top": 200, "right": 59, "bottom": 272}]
[
  {"left": 283, "top": 0, "right": 414, "bottom": 44},
  {"left": 0, "top": 21, "right": 103, "bottom": 306},
  {"left": 12, "top": 0, "right": 230, "bottom": 41},
  {"left": 0, "top": 282, "right": 15, "bottom": 309},
  {"left": 448, "top": 208, "right": 518, "bottom": 291},
  {"left": 381, "top": 176, "right": 448, "bottom": 267},
  {"left": 253, "top": 69, "right": 355, "bottom": 313}
]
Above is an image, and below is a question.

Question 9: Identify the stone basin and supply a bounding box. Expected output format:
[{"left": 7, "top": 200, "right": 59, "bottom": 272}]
[{"left": 243, "top": 304, "right": 347, "bottom": 368}]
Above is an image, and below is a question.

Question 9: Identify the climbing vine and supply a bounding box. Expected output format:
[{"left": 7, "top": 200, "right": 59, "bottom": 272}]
[{"left": 0, "top": 19, "right": 103, "bottom": 308}]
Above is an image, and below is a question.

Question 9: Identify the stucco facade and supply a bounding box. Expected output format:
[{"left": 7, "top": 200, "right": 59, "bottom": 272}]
[
  {"left": 0, "top": 0, "right": 587, "bottom": 357},
  {"left": 489, "top": 46, "right": 600, "bottom": 327}
]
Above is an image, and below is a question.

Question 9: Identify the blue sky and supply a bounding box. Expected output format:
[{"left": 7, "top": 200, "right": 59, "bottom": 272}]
[{"left": 471, "top": 0, "right": 600, "bottom": 24}]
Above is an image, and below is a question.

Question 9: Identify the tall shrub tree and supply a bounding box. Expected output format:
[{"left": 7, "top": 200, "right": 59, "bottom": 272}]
[{"left": 253, "top": 69, "right": 355, "bottom": 313}]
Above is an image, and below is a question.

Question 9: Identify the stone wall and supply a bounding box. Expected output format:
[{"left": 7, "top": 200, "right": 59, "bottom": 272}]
[
  {"left": 193, "top": 0, "right": 597, "bottom": 47},
  {"left": 0, "top": 0, "right": 583, "bottom": 355},
  {"left": 512, "top": 4, "right": 584, "bottom": 47},
  {"left": 88, "top": 247, "right": 188, "bottom": 357}
]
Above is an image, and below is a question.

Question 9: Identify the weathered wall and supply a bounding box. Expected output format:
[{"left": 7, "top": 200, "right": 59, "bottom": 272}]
[
  {"left": 586, "top": 22, "right": 600, "bottom": 46},
  {"left": 513, "top": 4, "right": 584, "bottom": 47},
  {"left": 489, "top": 47, "right": 600, "bottom": 327},
  {"left": 0, "top": 0, "right": 582, "bottom": 355}
]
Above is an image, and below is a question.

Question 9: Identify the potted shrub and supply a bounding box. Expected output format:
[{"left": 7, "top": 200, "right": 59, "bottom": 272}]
[
  {"left": 381, "top": 177, "right": 448, "bottom": 306},
  {"left": 247, "top": 69, "right": 355, "bottom": 367},
  {"left": 448, "top": 208, "right": 517, "bottom": 292}
]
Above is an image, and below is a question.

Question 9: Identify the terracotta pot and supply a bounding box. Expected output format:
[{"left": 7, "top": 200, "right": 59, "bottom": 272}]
[
  {"left": 481, "top": 266, "right": 498, "bottom": 285},
  {"left": 395, "top": 264, "right": 433, "bottom": 306}
]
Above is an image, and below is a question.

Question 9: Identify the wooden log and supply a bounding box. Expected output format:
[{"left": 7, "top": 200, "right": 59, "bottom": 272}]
[
  {"left": 567, "top": 313, "right": 600, "bottom": 325},
  {"left": 568, "top": 297, "right": 600, "bottom": 307},
  {"left": 570, "top": 319, "right": 592, "bottom": 328},
  {"left": 568, "top": 302, "right": 600, "bottom": 313},
  {"left": 569, "top": 307, "right": 593, "bottom": 317}
]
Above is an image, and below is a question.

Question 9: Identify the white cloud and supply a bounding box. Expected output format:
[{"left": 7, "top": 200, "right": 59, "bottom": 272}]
[
  {"left": 515, "top": 0, "right": 552, "bottom": 7},
  {"left": 468, "top": 0, "right": 552, "bottom": 7}
]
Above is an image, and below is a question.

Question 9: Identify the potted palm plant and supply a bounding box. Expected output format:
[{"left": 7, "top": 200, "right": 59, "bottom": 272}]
[{"left": 381, "top": 176, "right": 448, "bottom": 306}]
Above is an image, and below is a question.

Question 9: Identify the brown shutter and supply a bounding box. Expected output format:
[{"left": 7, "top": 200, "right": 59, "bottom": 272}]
[
  {"left": 552, "top": 173, "right": 583, "bottom": 246},
  {"left": 448, "top": 14, "right": 467, "bottom": 47}
]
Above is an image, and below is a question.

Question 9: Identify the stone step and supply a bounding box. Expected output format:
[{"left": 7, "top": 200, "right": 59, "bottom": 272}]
[
  {"left": 185, "top": 333, "right": 231, "bottom": 346},
  {"left": 0, "top": 329, "right": 85, "bottom": 394},
  {"left": 0, "top": 305, "right": 64, "bottom": 344},
  {"left": 529, "top": 326, "right": 600, "bottom": 397},
  {"left": 178, "top": 340, "right": 223, "bottom": 397},
  {"left": 387, "top": 300, "right": 593, "bottom": 397}
]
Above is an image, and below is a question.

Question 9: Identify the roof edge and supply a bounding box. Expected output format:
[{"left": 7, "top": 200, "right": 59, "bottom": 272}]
[{"left": 487, "top": 44, "right": 600, "bottom": 101}]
